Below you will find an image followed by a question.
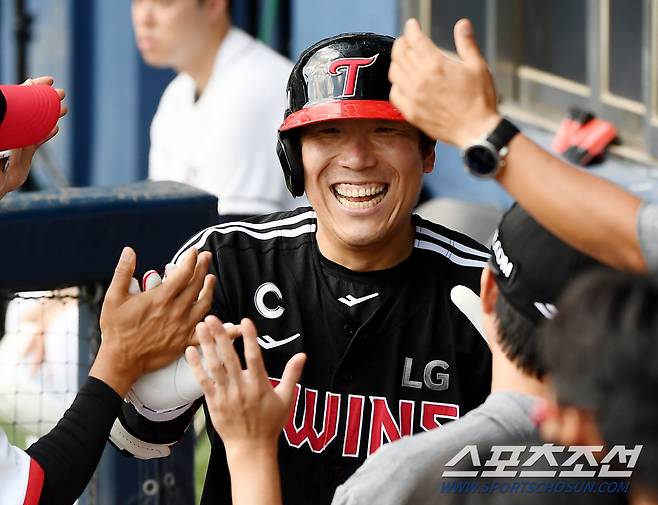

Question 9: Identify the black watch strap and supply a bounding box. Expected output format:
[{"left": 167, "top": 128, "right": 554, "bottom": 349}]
[{"left": 486, "top": 118, "right": 520, "bottom": 151}]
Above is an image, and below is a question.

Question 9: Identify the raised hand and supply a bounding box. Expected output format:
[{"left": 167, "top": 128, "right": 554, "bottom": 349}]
[
  {"left": 92, "top": 246, "right": 215, "bottom": 396},
  {"left": 187, "top": 316, "right": 305, "bottom": 452},
  {"left": 186, "top": 316, "right": 305, "bottom": 505},
  {"left": 389, "top": 18, "right": 500, "bottom": 147}
]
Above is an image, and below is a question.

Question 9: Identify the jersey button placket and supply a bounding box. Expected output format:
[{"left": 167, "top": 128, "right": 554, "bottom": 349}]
[{"left": 336, "top": 322, "right": 358, "bottom": 385}]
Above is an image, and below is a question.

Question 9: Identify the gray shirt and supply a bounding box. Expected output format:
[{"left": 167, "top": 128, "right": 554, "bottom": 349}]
[
  {"left": 639, "top": 202, "right": 658, "bottom": 273},
  {"left": 331, "top": 391, "right": 538, "bottom": 505}
]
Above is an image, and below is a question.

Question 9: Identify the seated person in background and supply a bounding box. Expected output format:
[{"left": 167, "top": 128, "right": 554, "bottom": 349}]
[{"left": 132, "top": 0, "right": 297, "bottom": 220}]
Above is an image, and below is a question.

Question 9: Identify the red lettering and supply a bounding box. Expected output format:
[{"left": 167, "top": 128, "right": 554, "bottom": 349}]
[
  {"left": 268, "top": 379, "right": 462, "bottom": 458},
  {"left": 342, "top": 395, "right": 365, "bottom": 457},
  {"left": 328, "top": 54, "right": 379, "bottom": 96},
  {"left": 368, "top": 398, "right": 415, "bottom": 454},
  {"left": 283, "top": 385, "right": 341, "bottom": 453},
  {"left": 420, "top": 401, "right": 459, "bottom": 432}
]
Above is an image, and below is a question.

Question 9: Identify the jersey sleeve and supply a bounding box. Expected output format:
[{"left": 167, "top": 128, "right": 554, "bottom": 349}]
[
  {"left": 147, "top": 77, "right": 184, "bottom": 183},
  {"left": 147, "top": 100, "right": 170, "bottom": 182},
  {"left": 638, "top": 201, "right": 658, "bottom": 273},
  {"left": 1, "top": 428, "right": 42, "bottom": 505},
  {"left": 22, "top": 376, "right": 122, "bottom": 505}
]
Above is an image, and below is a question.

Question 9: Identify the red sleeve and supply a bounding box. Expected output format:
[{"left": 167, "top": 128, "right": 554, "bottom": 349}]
[{"left": 23, "top": 458, "right": 44, "bottom": 505}]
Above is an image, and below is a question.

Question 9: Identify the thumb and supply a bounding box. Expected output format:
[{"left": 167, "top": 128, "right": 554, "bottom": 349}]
[
  {"left": 106, "top": 247, "right": 136, "bottom": 303},
  {"left": 453, "top": 18, "right": 484, "bottom": 65},
  {"left": 276, "top": 353, "right": 306, "bottom": 406}
]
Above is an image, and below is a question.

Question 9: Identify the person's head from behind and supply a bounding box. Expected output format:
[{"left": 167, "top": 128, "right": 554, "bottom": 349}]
[
  {"left": 131, "top": 0, "right": 230, "bottom": 70},
  {"left": 539, "top": 271, "right": 658, "bottom": 501},
  {"left": 480, "top": 203, "right": 603, "bottom": 381},
  {"left": 277, "top": 33, "right": 435, "bottom": 262}
]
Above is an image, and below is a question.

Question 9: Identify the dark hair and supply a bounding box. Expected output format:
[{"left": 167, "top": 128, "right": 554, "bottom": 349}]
[
  {"left": 494, "top": 290, "right": 545, "bottom": 380},
  {"left": 540, "top": 270, "right": 658, "bottom": 490}
]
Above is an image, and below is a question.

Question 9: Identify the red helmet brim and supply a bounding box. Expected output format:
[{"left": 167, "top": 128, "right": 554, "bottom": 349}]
[{"left": 279, "top": 99, "right": 405, "bottom": 132}]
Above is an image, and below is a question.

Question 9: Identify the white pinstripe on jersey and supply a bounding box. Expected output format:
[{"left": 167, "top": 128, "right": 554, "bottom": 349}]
[
  {"left": 173, "top": 211, "right": 489, "bottom": 270},
  {"left": 172, "top": 211, "right": 317, "bottom": 263},
  {"left": 414, "top": 225, "right": 490, "bottom": 269},
  {"left": 414, "top": 240, "right": 489, "bottom": 268},
  {"left": 416, "top": 226, "right": 491, "bottom": 259},
  {"left": 533, "top": 302, "right": 558, "bottom": 319}
]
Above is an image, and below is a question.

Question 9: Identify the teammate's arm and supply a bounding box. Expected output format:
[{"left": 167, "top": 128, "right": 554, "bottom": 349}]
[
  {"left": 110, "top": 236, "right": 230, "bottom": 458},
  {"left": 186, "top": 316, "right": 306, "bottom": 505},
  {"left": 389, "top": 18, "right": 648, "bottom": 273},
  {"left": 2, "top": 75, "right": 216, "bottom": 503},
  {"left": 19, "top": 247, "right": 214, "bottom": 504}
]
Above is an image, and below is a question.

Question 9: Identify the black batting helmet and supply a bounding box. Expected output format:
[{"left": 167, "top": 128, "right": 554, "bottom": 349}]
[{"left": 277, "top": 33, "right": 406, "bottom": 197}]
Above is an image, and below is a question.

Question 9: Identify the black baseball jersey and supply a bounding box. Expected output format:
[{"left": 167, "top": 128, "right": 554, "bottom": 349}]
[{"left": 119, "top": 207, "right": 492, "bottom": 505}]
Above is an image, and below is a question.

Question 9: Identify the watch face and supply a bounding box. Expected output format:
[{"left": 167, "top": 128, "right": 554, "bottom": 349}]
[{"left": 463, "top": 144, "right": 499, "bottom": 177}]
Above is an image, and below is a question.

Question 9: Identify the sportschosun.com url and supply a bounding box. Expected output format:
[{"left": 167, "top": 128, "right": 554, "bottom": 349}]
[{"left": 440, "top": 480, "right": 630, "bottom": 494}]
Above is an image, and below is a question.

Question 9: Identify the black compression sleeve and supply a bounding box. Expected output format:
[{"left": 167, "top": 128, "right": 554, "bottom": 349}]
[{"left": 25, "top": 376, "right": 122, "bottom": 505}]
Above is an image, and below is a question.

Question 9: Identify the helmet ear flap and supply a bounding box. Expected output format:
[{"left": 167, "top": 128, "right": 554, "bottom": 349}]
[{"left": 277, "top": 132, "right": 305, "bottom": 197}]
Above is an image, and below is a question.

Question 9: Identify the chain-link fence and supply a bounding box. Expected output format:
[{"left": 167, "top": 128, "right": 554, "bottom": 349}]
[
  {"left": 0, "top": 287, "right": 102, "bottom": 440},
  {"left": 0, "top": 181, "right": 219, "bottom": 504}
]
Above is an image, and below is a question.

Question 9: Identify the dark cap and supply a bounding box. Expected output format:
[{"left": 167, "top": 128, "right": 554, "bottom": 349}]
[
  {"left": 279, "top": 32, "right": 404, "bottom": 132},
  {"left": 490, "top": 203, "right": 601, "bottom": 322}
]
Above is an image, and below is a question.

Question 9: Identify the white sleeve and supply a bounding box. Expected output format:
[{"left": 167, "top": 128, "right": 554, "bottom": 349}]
[
  {"left": 0, "top": 428, "right": 42, "bottom": 505},
  {"left": 147, "top": 79, "right": 182, "bottom": 182},
  {"left": 148, "top": 107, "right": 169, "bottom": 182}
]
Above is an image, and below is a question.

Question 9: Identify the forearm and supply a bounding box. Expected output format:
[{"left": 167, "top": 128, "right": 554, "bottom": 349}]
[
  {"left": 497, "top": 134, "right": 646, "bottom": 272},
  {"left": 88, "top": 344, "right": 139, "bottom": 398},
  {"left": 389, "top": 19, "right": 647, "bottom": 273},
  {"left": 25, "top": 377, "right": 122, "bottom": 505},
  {"left": 227, "top": 444, "right": 283, "bottom": 505}
]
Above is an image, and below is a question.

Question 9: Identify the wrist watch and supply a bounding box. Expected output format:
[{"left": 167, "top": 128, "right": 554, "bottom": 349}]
[{"left": 461, "top": 118, "right": 520, "bottom": 178}]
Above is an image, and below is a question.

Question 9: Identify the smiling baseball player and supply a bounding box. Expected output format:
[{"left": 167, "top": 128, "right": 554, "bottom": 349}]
[{"left": 112, "top": 33, "right": 492, "bottom": 505}]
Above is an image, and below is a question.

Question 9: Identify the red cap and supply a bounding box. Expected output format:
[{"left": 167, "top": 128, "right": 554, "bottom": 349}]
[{"left": 0, "top": 84, "right": 60, "bottom": 151}]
